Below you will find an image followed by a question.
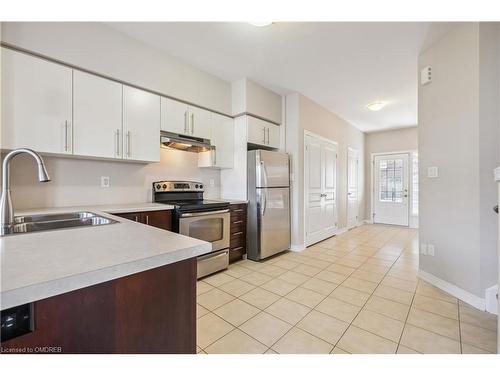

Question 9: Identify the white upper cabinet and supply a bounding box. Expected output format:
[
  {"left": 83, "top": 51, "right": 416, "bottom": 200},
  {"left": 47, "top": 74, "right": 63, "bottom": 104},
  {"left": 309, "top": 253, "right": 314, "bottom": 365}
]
[
  {"left": 123, "top": 86, "right": 161, "bottom": 162},
  {"left": 1, "top": 48, "right": 72, "bottom": 154},
  {"left": 161, "top": 97, "right": 211, "bottom": 139},
  {"left": 73, "top": 71, "right": 123, "bottom": 159},
  {"left": 199, "top": 113, "right": 234, "bottom": 169},
  {"left": 161, "top": 97, "right": 189, "bottom": 135},
  {"left": 247, "top": 116, "right": 280, "bottom": 149},
  {"left": 188, "top": 106, "right": 212, "bottom": 139}
]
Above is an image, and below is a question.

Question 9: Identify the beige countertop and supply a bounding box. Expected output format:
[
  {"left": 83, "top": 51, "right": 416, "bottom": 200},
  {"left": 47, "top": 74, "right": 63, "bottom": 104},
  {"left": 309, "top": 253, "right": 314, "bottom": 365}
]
[{"left": 1, "top": 205, "right": 210, "bottom": 310}]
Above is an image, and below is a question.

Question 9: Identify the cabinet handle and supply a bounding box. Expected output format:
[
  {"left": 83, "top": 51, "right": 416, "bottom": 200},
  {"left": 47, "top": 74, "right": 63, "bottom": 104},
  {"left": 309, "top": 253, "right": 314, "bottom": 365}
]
[
  {"left": 262, "top": 127, "right": 266, "bottom": 144},
  {"left": 231, "top": 246, "right": 244, "bottom": 251},
  {"left": 63, "top": 121, "right": 69, "bottom": 152},
  {"left": 232, "top": 231, "right": 244, "bottom": 236},
  {"left": 184, "top": 110, "right": 188, "bottom": 134},
  {"left": 212, "top": 148, "right": 217, "bottom": 166},
  {"left": 134, "top": 215, "right": 139, "bottom": 222},
  {"left": 115, "top": 129, "right": 121, "bottom": 156},
  {"left": 233, "top": 209, "right": 244, "bottom": 213},
  {"left": 233, "top": 220, "right": 243, "bottom": 224},
  {"left": 145, "top": 215, "right": 149, "bottom": 225},
  {"left": 191, "top": 113, "right": 194, "bottom": 134},
  {"left": 126, "top": 131, "right": 131, "bottom": 157},
  {"left": 266, "top": 128, "right": 270, "bottom": 145}
]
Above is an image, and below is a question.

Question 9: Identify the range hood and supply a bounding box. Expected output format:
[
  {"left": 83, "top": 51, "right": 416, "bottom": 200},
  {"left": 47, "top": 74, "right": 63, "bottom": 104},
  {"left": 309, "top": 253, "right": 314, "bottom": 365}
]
[{"left": 160, "top": 131, "right": 213, "bottom": 153}]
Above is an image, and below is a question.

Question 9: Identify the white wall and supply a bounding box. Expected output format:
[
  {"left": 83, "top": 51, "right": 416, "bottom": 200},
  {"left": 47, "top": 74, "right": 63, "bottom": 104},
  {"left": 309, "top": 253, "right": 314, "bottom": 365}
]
[
  {"left": 286, "top": 93, "right": 365, "bottom": 250},
  {"left": 1, "top": 22, "right": 231, "bottom": 114},
  {"left": 364, "top": 127, "right": 418, "bottom": 224},
  {"left": 3, "top": 149, "right": 220, "bottom": 210},
  {"left": 418, "top": 23, "right": 499, "bottom": 300}
]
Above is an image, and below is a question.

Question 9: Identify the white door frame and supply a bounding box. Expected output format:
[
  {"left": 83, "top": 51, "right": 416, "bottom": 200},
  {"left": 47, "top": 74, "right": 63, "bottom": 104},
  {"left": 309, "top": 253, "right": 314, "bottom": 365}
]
[
  {"left": 303, "top": 130, "right": 339, "bottom": 246},
  {"left": 346, "top": 146, "right": 360, "bottom": 229},
  {"left": 370, "top": 150, "right": 417, "bottom": 227}
]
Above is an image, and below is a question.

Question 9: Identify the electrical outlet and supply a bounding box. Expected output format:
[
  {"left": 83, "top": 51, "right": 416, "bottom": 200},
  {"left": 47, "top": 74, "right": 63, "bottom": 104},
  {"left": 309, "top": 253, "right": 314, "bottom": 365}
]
[
  {"left": 420, "top": 243, "right": 428, "bottom": 255},
  {"left": 427, "top": 244, "right": 435, "bottom": 256},
  {"left": 101, "top": 176, "right": 110, "bottom": 188},
  {"left": 209, "top": 179, "right": 215, "bottom": 187}
]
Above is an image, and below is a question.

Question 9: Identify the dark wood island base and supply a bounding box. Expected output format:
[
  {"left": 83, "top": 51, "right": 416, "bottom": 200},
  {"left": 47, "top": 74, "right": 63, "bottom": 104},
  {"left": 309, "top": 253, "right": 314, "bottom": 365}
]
[{"left": 1, "top": 257, "right": 197, "bottom": 354}]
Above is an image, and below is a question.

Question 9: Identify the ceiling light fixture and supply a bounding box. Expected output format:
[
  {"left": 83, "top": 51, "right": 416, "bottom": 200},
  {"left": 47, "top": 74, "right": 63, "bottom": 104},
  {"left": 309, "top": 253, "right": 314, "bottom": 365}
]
[
  {"left": 366, "top": 101, "right": 387, "bottom": 111},
  {"left": 248, "top": 22, "right": 273, "bottom": 27}
]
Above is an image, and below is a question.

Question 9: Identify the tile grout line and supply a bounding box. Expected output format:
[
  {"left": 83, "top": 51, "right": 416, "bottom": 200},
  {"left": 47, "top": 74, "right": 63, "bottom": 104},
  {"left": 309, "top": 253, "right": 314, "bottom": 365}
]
[
  {"left": 199, "top": 225, "right": 394, "bottom": 352},
  {"left": 198, "top": 225, "right": 461, "bottom": 354},
  {"left": 331, "top": 230, "right": 408, "bottom": 353},
  {"left": 457, "top": 299, "right": 463, "bottom": 354}
]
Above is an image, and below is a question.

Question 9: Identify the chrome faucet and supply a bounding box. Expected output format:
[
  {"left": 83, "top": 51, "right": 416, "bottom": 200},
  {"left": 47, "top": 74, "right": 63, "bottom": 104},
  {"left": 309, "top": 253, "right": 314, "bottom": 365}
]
[{"left": 1, "top": 148, "right": 50, "bottom": 235}]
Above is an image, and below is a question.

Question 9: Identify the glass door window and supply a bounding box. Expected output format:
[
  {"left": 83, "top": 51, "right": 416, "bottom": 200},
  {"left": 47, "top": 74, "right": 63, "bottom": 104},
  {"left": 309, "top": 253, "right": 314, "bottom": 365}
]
[{"left": 378, "top": 158, "right": 404, "bottom": 203}]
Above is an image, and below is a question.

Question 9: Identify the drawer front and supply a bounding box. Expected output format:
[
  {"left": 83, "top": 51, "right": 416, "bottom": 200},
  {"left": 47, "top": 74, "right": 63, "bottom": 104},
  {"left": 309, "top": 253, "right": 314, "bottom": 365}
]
[
  {"left": 230, "top": 221, "right": 245, "bottom": 234},
  {"left": 229, "top": 203, "right": 247, "bottom": 263},
  {"left": 229, "top": 246, "right": 245, "bottom": 263},
  {"left": 230, "top": 231, "right": 246, "bottom": 249}
]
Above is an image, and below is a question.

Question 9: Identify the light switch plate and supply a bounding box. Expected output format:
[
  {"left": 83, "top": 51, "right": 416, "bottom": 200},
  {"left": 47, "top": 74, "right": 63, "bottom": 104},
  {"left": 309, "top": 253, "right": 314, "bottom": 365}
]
[
  {"left": 420, "top": 243, "right": 428, "bottom": 255},
  {"left": 101, "top": 176, "right": 110, "bottom": 188},
  {"left": 427, "top": 244, "right": 435, "bottom": 256},
  {"left": 427, "top": 166, "right": 439, "bottom": 178}
]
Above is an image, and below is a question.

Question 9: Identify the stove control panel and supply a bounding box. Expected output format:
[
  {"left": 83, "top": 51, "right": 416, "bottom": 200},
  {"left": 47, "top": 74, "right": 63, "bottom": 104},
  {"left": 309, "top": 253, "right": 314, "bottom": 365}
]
[{"left": 153, "top": 181, "right": 204, "bottom": 193}]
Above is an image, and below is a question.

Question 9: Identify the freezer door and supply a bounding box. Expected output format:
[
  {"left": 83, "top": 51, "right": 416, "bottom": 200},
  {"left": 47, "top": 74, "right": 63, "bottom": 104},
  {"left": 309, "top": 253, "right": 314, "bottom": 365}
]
[
  {"left": 256, "top": 150, "right": 290, "bottom": 188},
  {"left": 258, "top": 187, "right": 290, "bottom": 259}
]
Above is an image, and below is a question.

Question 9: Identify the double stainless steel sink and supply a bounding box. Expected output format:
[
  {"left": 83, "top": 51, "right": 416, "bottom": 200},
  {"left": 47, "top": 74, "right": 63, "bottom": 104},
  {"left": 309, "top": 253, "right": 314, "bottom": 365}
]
[{"left": 1, "top": 211, "right": 118, "bottom": 236}]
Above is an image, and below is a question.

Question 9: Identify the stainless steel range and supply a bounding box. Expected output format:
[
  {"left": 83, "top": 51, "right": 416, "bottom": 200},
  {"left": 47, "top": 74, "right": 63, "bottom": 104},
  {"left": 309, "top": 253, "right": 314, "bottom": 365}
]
[{"left": 153, "top": 181, "right": 230, "bottom": 278}]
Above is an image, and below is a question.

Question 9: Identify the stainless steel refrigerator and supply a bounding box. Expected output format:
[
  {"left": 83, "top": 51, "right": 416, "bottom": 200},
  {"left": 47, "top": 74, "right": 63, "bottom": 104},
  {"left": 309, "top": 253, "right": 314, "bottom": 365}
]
[{"left": 247, "top": 150, "right": 291, "bottom": 261}]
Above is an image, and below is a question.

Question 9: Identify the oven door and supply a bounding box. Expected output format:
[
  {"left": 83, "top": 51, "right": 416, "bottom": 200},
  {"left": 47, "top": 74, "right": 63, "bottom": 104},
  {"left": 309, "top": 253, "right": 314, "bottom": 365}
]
[{"left": 179, "top": 209, "right": 230, "bottom": 252}]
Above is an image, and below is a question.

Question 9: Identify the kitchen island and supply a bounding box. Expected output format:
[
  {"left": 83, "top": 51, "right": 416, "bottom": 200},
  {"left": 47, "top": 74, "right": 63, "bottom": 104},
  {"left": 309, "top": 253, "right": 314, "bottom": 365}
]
[{"left": 0, "top": 204, "right": 211, "bottom": 354}]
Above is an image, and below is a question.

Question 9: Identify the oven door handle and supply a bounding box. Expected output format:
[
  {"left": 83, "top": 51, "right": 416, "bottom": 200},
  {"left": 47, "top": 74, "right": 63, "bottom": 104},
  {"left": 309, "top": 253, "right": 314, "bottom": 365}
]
[{"left": 180, "top": 209, "right": 230, "bottom": 218}]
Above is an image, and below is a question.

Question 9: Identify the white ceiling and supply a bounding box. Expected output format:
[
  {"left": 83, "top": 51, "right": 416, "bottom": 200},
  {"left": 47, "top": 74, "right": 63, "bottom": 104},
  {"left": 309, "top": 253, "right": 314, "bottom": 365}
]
[{"left": 107, "top": 22, "right": 455, "bottom": 132}]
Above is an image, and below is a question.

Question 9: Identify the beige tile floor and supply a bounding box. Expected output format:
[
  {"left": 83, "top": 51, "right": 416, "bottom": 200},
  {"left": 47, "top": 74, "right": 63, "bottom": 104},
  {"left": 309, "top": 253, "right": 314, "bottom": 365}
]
[{"left": 196, "top": 224, "right": 498, "bottom": 354}]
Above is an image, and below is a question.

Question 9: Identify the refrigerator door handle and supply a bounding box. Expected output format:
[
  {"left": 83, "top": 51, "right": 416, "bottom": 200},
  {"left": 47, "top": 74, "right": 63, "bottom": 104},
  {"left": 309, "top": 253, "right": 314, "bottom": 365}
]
[
  {"left": 260, "top": 161, "right": 269, "bottom": 187},
  {"left": 262, "top": 190, "right": 267, "bottom": 216}
]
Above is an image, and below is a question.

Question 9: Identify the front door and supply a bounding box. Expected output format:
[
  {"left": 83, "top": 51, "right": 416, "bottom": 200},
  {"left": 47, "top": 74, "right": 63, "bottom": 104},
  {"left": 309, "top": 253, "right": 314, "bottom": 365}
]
[
  {"left": 373, "top": 153, "right": 410, "bottom": 226},
  {"left": 347, "top": 147, "right": 359, "bottom": 229}
]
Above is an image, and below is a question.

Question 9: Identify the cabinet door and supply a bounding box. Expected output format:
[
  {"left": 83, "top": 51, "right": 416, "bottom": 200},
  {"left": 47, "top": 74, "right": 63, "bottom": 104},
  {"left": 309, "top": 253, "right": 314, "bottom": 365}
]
[
  {"left": 247, "top": 116, "right": 267, "bottom": 147},
  {"left": 161, "top": 97, "right": 189, "bottom": 135},
  {"left": 73, "top": 71, "right": 123, "bottom": 159},
  {"left": 212, "top": 114, "right": 234, "bottom": 168},
  {"left": 1, "top": 48, "right": 72, "bottom": 154},
  {"left": 199, "top": 113, "right": 234, "bottom": 169},
  {"left": 142, "top": 210, "right": 172, "bottom": 231},
  {"left": 123, "top": 86, "right": 161, "bottom": 162},
  {"left": 266, "top": 122, "right": 280, "bottom": 149},
  {"left": 188, "top": 106, "right": 211, "bottom": 139}
]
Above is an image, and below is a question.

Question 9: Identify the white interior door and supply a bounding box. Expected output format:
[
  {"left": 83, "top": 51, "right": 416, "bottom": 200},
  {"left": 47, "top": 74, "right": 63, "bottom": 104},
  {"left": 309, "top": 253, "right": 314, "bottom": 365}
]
[
  {"left": 347, "top": 147, "right": 359, "bottom": 229},
  {"left": 305, "top": 134, "right": 338, "bottom": 246},
  {"left": 373, "top": 153, "right": 410, "bottom": 226}
]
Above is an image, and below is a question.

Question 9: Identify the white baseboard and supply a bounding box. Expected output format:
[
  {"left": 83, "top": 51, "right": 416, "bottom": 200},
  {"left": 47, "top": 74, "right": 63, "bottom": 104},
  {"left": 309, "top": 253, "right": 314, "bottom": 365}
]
[
  {"left": 485, "top": 285, "right": 498, "bottom": 314},
  {"left": 334, "top": 227, "right": 349, "bottom": 236},
  {"left": 418, "top": 270, "right": 486, "bottom": 311},
  {"left": 290, "top": 244, "right": 306, "bottom": 252}
]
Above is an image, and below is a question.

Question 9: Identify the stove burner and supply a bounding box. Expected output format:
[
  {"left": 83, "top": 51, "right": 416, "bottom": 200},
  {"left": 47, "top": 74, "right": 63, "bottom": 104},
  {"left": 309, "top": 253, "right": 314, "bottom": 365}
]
[{"left": 152, "top": 180, "right": 229, "bottom": 212}]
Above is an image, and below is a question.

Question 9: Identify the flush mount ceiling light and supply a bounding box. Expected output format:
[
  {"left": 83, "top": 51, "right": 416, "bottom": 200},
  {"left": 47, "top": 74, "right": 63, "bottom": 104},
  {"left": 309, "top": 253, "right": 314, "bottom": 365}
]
[
  {"left": 366, "top": 101, "right": 387, "bottom": 111},
  {"left": 248, "top": 22, "right": 273, "bottom": 27}
]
